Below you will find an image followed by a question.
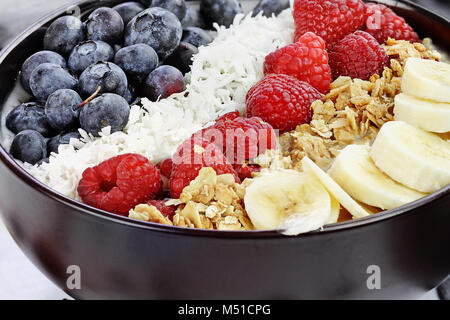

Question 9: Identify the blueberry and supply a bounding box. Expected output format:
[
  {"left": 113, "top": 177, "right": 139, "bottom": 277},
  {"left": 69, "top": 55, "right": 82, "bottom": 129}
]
[
  {"left": 124, "top": 86, "right": 137, "bottom": 104},
  {"left": 85, "top": 7, "right": 124, "bottom": 45},
  {"left": 124, "top": 7, "right": 182, "bottom": 61},
  {"left": 200, "top": 0, "right": 243, "bottom": 29},
  {"left": 182, "top": 27, "right": 213, "bottom": 47},
  {"left": 37, "top": 157, "right": 50, "bottom": 165},
  {"left": 252, "top": 0, "right": 290, "bottom": 17},
  {"left": 79, "top": 93, "right": 130, "bottom": 136},
  {"left": 114, "top": 44, "right": 159, "bottom": 83},
  {"left": 68, "top": 40, "right": 114, "bottom": 75},
  {"left": 10, "top": 130, "right": 47, "bottom": 165},
  {"left": 112, "top": 2, "right": 145, "bottom": 25},
  {"left": 165, "top": 41, "right": 198, "bottom": 74},
  {"left": 78, "top": 62, "right": 128, "bottom": 98},
  {"left": 181, "top": 6, "right": 204, "bottom": 28},
  {"left": 45, "top": 89, "right": 82, "bottom": 131},
  {"left": 47, "top": 131, "right": 82, "bottom": 154},
  {"left": 29, "top": 63, "right": 78, "bottom": 103},
  {"left": 43, "top": 16, "right": 85, "bottom": 57},
  {"left": 6, "top": 102, "right": 54, "bottom": 137},
  {"left": 143, "top": 65, "right": 184, "bottom": 101},
  {"left": 151, "top": 0, "right": 187, "bottom": 21},
  {"left": 20, "top": 51, "right": 67, "bottom": 93},
  {"left": 139, "top": 0, "right": 152, "bottom": 6}
]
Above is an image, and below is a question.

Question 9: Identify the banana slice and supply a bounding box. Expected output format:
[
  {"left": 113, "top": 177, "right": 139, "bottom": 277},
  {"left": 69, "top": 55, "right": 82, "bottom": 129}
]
[
  {"left": 328, "top": 145, "right": 426, "bottom": 210},
  {"left": 244, "top": 169, "right": 331, "bottom": 235},
  {"left": 328, "top": 196, "right": 340, "bottom": 224},
  {"left": 371, "top": 121, "right": 450, "bottom": 193},
  {"left": 394, "top": 93, "right": 450, "bottom": 133},
  {"left": 401, "top": 58, "right": 450, "bottom": 103},
  {"left": 301, "top": 157, "right": 370, "bottom": 219}
]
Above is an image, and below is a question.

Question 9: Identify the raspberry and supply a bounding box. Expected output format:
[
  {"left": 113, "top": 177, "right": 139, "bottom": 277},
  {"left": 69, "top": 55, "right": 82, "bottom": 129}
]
[
  {"left": 158, "top": 158, "right": 173, "bottom": 178},
  {"left": 77, "top": 154, "right": 162, "bottom": 216},
  {"left": 364, "top": 3, "right": 419, "bottom": 44},
  {"left": 293, "top": 0, "right": 366, "bottom": 49},
  {"left": 169, "top": 137, "right": 239, "bottom": 198},
  {"left": 147, "top": 200, "right": 176, "bottom": 219},
  {"left": 216, "top": 110, "right": 240, "bottom": 122},
  {"left": 201, "top": 116, "right": 277, "bottom": 165},
  {"left": 264, "top": 32, "right": 331, "bottom": 94},
  {"left": 246, "top": 74, "right": 322, "bottom": 133},
  {"left": 233, "top": 163, "right": 261, "bottom": 180},
  {"left": 329, "top": 31, "right": 389, "bottom": 80}
]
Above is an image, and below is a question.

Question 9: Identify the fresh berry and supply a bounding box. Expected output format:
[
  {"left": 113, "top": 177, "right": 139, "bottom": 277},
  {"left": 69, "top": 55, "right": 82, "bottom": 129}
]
[
  {"left": 252, "top": 0, "right": 290, "bottom": 18},
  {"left": 78, "top": 62, "right": 128, "bottom": 98},
  {"left": 181, "top": 27, "right": 213, "bottom": 48},
  {"left": 216, "top": 110, "right": 240, "bottom": 122},
  {"left": 79, "top": 93, "right": 130, "bottom": 136},
  {"left": 246, "top": 74, "right": 322, "bottom": 133},
  {"left": 364, "top": 3, "right": 419, "bottom": 44},
  {"left": 165, "top": 41, "right": 198, "bottom": 75},
  {"left": 181, "top": 6, "right": 204, "bottom": 29},
  {"left": 124, "top": 7, "right": 182, "bottom": 61},
  {"left": 85, "top": 7, "right": 125, "bottom": 45},
  {"left": 68, "top": 40, "right": 115, "bottom": 75},
  {"left": 200, "top": 0, "right": 243, "bottom": 29},
  {"left": 43, "top": 16, "right": 86, "bottom": 57},
  {"left": 6, "top": 102, "right": 54, "bottom": 137},
  {"left": 45, "top": 89, "right": 82, "bottom": 131},
  {"left": 47, "top": 131, "right": 82, "bottom": 154},
  {"left": 20, "top": 51, "right": 67, "bottom": 93},
  {"left": 10, "top": 130, "right": 47, "bottom": 165},
  {"left": 170, "top": 137, "right": 239, "bottom": 198},
  {"left": 112, "top": 2, "right": 145, "bottom": 25},
  {"left": 77, "top": 153, "right": 161, "bottom": 216},
  {"left": 143, "top": 65, "right": 185, "bottom": 101},
  {"left": 329, "top": 30, "right": 389, "bottom": 80},
  {"left": 29, "top": 63, "right": 78, "bottom": 103},
  {"left": 159, "top": 158, "right": 174, "bottom": 178},
  {"left": 264, "top": 32, "right": 331, "bottom": 94},
  {"left": 151, "top": 0, "right": 187, "bottom": 21},
  {"left": 201, "top": 116, "right": 276, "bottom": 164},
  {"left": 233, "top": 163, "right": 261, "bottom": 180},
  {"left": 114, "top": 44, "right": 159, "bottom": 82},
  {"left": 147, "top": 200, "right": 176, "bottom": 219},
  {"left": 293, "top": 0, "right": 366, "bottom": 49}
]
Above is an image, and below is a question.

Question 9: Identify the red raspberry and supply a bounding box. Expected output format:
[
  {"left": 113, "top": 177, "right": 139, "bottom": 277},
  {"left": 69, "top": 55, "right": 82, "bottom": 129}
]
[
  {"left": 215, "top": 110, "right": 240, "bottom": 122},
  {"left": 158, "top": 158, "right": 173, "bottom": 178},
  {"left": 293, "top": 0, "right": 366, "bottom": 49},
  {"left": 328, "top": 31, "right": 389, "bottom": 80},
  {"left": 201, "top": 116, "right": 277, "bottom": 165},
  {"left": 246, "top": 74, "right": 322, "bottom": 133},
  {"left": 264, "top": 32, "right": 331, "bottom": 94},
  {"left": 147, "top": 200, "right": 176, "bottom": 219},
  {"left": 77, "top": 154, "right": 162, "bottom": 216},
  {"left": 233, "top": 163, "right": 261, "bottom": 180},
  {"left": 364, "top": 3, "right": 419, "bottom": 44},
  {"left": 169, "top": 137, "right": 239, "bottom": 199}
]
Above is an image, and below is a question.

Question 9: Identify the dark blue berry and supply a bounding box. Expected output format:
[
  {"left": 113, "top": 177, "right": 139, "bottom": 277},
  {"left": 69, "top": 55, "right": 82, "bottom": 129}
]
[
  {"left": 165, "top": 41, "right": 198, "bottom": 74},
  {"left": 143, "top": 65, "right": 184, "bottom": 101},
  {"left": 43, "top": 16, "right": 86, "bottom": 57},
  {"left": 139, "top": 0, "right": 152, "bottom": 6},
  {"left": 45, "top": 89, "right": 82, "bottom": 131},
  {"left": 124, "top": 7, "right": 182, "bottom": 61},
  {"left": 85, "top": 7, "right": 124, "bottom": 45},
  {"left": 181, "top": 6, "right": 204, "bottom": 28},
  {"left": 200, "top": 0, "right": 243, "bottom": 29},
  {"left": 79, "top": 93, "right": 130, "bottom": 136},
  {"left": 182, "top": 27, "right": 213, "bottom": 47},
  {"left": 151, "top": 0, "right": 187, "bottom": 21},
  {"left": 10, "top": 130, "right": 47, "bottom": 165},
  {"left": 47, "top": 131, "right": 82, "bottom": 154},
  {"left": 37, "top": 157, "right": 50, "bottom": 165},
  {"left": 68, "top": 40, "right": 114, "bottom": 75},
  {"left": 20, "top": 51, "right": 67, "bottom": 93},
  {"left": 78, "top": 62, "right": 128, "bottom": 98},
  {"left": 124, "top": 86, "right": 137, "bottom": 104},
  {"left": 252, "top": 0, "right": 290, "bottom": 17},
  {"left": 114, "top": 44, "right": 159, "bottom": 83},
  {"left": 112, "top": 2, "right": 145, "bottom": 25},
  {"left": 6, "top": 102, "right": 54, "bottom": 137}
]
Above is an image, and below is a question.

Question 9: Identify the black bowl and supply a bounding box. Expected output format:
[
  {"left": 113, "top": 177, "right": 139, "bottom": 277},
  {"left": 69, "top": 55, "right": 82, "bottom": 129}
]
[{"left": 0, "top": 0, "right": 449, "bottom": 299}]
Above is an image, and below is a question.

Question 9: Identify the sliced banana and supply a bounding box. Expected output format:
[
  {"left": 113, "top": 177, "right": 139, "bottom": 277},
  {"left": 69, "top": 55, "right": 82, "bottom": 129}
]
[
  {"left": 401, "top": 58, "right": 450, "bottom": 103},
  {"left": 244, "top": 169, "right": 331, "bottom": 235},
  {"left": 371, "top": 121, "right": 450, "bottom": 193},
  {"left": 301, "top": 157, "right": 370, "bottom": 219},
  {"left": 328, "top": 145, "right": 427, "bottom": 210},
  {"left": 328, "top": 196, "right": 340, "bottom": 224},
  {"left": 394, "top": 93, "right": 450, "bottom": 133}
]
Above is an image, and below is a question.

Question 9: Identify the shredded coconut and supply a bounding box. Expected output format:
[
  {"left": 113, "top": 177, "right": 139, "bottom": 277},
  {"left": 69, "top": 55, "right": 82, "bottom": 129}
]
[{"left": 25, "top": 10, "right": 295, "bottom": 200}]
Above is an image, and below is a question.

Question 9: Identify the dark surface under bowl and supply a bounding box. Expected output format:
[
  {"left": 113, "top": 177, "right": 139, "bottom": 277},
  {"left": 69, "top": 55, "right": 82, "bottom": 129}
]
[{"left": 0, "top": 0, "right": 449, "bottom": 299}]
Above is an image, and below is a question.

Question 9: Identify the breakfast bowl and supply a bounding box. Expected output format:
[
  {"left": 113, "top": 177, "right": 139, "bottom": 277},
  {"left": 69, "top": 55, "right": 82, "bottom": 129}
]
[{"left": 0, "top": 0, "right": 449, "bottom": 299}]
